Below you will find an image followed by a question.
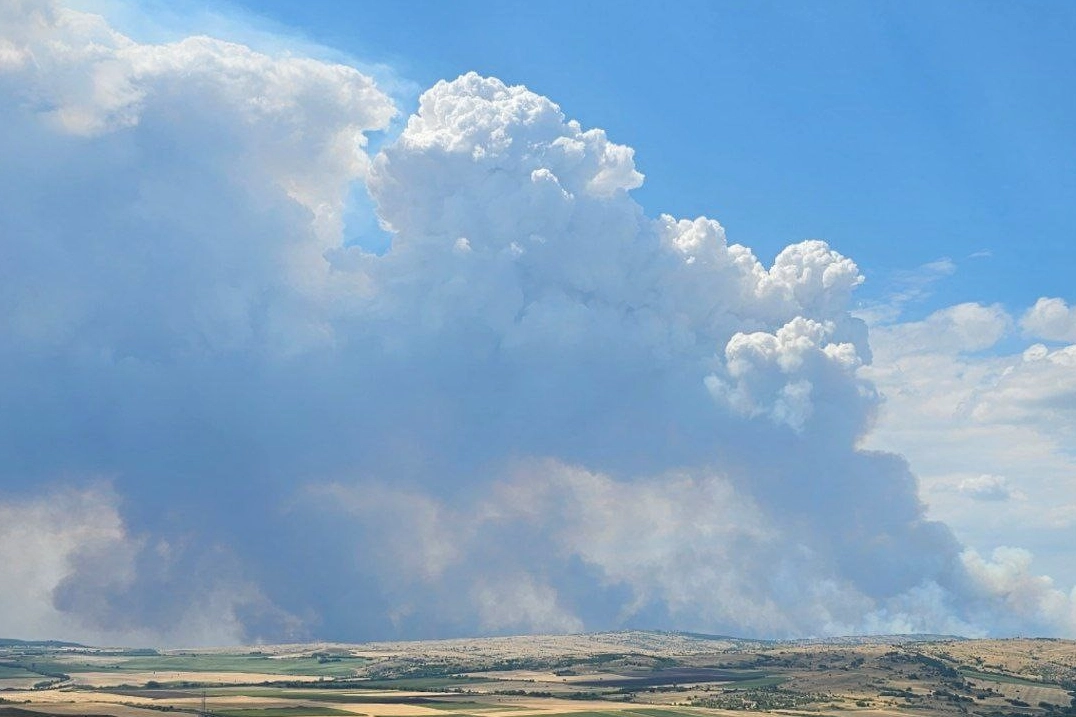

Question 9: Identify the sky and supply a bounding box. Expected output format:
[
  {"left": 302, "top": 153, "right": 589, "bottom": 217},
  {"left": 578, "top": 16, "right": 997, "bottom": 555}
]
[{"left": 0, "top": 0, "right": 1074, "bottom": 646}]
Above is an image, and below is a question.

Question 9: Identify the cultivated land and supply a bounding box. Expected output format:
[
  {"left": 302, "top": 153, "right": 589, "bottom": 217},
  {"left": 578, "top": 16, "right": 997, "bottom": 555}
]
[{"left": 1, "top": 633, "right": 1074, "bottom": 717}]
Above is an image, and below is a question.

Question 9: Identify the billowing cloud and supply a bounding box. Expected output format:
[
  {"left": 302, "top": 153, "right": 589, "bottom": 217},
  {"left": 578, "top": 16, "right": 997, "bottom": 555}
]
[
  {"left": 707, "top": 314, "right": 865, "bottom": 431},
  {"left": 0, "top": 1, "right": 1073, "bottom": 645}
]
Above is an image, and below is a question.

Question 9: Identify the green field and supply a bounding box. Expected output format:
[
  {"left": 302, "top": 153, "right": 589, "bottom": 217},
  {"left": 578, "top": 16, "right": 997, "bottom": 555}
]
[
  {"left": 4, "top": 653, "right": 367, "bottom": 680},
  {"left": 0, "top": 659, "right": 78, "bottom": 675},
  {"left": 104, "top": 655, "right": 366, "bottom": 678},
  {"left": 0, "top": 665, "right": 41, "bottom": 679},
  {"left": 959, "top": 668, "right": 1056, "bottom": 688},
  {"left": 212, "top": 708, "right": 356, "bottom": 717}
]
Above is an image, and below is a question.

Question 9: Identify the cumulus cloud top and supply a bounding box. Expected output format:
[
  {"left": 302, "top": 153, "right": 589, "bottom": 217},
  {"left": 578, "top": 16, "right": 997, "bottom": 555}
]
[
  {"left": 708, "top": 317, "right": 865, "bottom": 432},
  {"left": 0, "top": 1, "right": 1073, "bottom": 645}
]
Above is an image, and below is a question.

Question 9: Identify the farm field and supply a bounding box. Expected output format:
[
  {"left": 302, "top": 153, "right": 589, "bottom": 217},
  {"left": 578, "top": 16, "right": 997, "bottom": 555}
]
[{"left": 1, "top": 633, "right": 1074, "bottom": 717}]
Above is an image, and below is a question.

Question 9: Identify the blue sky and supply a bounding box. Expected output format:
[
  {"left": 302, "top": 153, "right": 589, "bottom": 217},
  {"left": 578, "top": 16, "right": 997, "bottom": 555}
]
[{"left": 2, "top": 0, "right": 1075, "bottom": 644}]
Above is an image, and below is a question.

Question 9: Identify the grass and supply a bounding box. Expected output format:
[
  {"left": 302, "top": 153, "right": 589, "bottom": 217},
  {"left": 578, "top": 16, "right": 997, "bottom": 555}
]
[
  {"left": 200, "top": 690, "right": 391, "bottom": 702},
  {"left": 535, "top": 711, "right": 702, "bottom": 717},
  {"left": 718, "top": 675, "right": 786, "bottom": 689},
  {"left": 203, "top": 691, "right": 364, "bottom": 702},
  {"left": 0, "top": 659, "right": 85, "bottom": 675},
  {"left": 0, "top": 710, "right": 110, "bottom": 717},
  {"left": 202, "top": 676, "right": 491, "bottom": 693},
  {"left": 212, "top": 709, "right": 355, "bottom": 717},
  {"left": 354, "top": 678, "right": 494, "bottom": 690},
  {"left": 959, "top": 668, "right": 1056, "bottom": 688},
  {"left": 0, "top": 665, "right": 39, "bottom": 679},
  {"left": 198, "top": 690, "right": 504, "bottom": 709},
  {"left": 537, "top": 712, "right": 629, "bottom": 717},
  {"left": 575, "top": 669, "right": 769, "bottom": 689},
  {"left": 202, "top": 690, "right": 347, "bottom": 701},
  {"left": 104, "top": 655, "right": 365, "bottom": 678}
]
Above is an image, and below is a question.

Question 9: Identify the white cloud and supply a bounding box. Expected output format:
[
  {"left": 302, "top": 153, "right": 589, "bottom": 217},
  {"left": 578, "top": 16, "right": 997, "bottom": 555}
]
[
  {"left": 971, "top": 343, "right": 1076, "bottom": 435},
  {"left": 1021, "top": 297, "right": 1076, "bottom": 343},
  {"left": 958, "top": 474, "right": 1021, "bottom": 502},
  {"left": 872, "top": 302, "right": 1010, "bottom": 355}
]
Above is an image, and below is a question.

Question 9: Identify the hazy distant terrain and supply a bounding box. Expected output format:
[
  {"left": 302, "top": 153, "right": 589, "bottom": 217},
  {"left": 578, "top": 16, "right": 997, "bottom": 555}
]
[{"left": 2, "top": 633, "right": 1073, "bottom": 717}]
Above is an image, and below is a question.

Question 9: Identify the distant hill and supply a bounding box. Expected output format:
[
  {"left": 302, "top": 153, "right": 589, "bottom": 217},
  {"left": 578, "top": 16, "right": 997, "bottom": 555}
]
[
  {"left": 787, "top": 634, "right": 968, "bottom": 645},
  {"left": 0, "top": 638, "right": 86, "bottom": 648}
]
